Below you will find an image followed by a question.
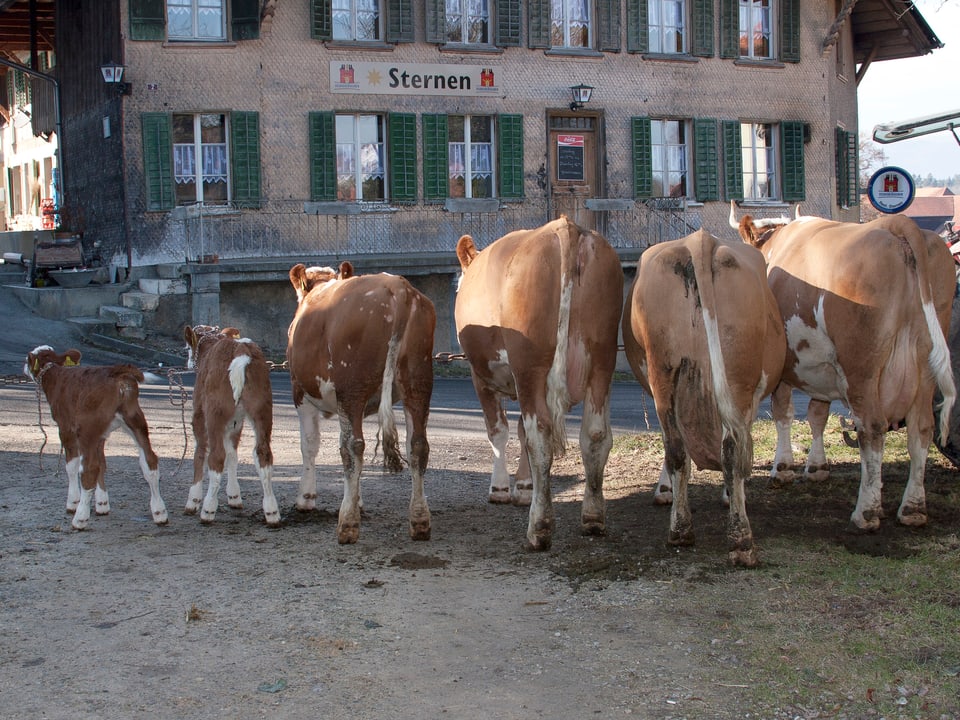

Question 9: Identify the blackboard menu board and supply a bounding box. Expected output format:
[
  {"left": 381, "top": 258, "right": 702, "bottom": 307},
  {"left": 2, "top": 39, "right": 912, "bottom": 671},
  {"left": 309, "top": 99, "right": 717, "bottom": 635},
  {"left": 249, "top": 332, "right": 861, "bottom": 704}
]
[{"left": 557, "top": 136, "right": 584, "bottom": 181}]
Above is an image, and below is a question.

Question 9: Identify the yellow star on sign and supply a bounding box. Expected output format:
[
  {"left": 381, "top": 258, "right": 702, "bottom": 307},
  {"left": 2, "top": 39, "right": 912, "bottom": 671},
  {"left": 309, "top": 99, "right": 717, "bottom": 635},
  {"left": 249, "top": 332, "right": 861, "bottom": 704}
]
[{"left": 367, "top": 70, "right": 382, "bottom": 85}]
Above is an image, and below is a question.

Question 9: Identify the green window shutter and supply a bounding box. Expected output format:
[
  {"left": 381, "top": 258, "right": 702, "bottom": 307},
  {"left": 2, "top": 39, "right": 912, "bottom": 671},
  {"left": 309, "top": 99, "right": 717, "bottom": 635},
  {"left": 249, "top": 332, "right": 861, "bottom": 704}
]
[
  {"left": 309, "top": 111, "right": 336, "bottom": 201},
  {"left": 693, "top": 118, "right": 719, "bottom": 202},
  {"left": 129, "top": 0, "right": 166, "bottom": 41},
  {"left": 310, "top": 0, "right": 332, "bottom": 40},
  {"left": 722, "top": 120, "right": 743, "bottom": 201},
  {"left": 231, "top": 0, "right": 261, "bottom": 40},
  {"left": 596, "top": 0, "right": 621, "bottom": 52},
  {"left": 631, "top": 117, "right": 652, "bottom": 198},
  {"left": 780, "top": 0, "right": 800, "bottom": 63},
  {"left": 422, "top": 114, "right": 449, "bottom": 203},
  {"left": 780, "top": 121, "right": 805, "bottom": 202},
  {"left": 231, "top": 111, "right": 261, "bottom": 208},
  {"left": 141, "top": 113, "right": 175, "bottom": 211},
  {"left": 387, "top": 0, "right": 414, "bottom": 42},
  {"left": 498, "top": 114, "right": 524, "bottom": 199},
  {"left": 425, "top": 0, "right": 445, "bottom": 43},
  {"left": 527, "top": 0, "right": 551, "bottom": 49},
  {"left": 495, "top": 0, "right": 522, "bottom": 47},
  {"left": 719, "top": 0, "right": 738, "bottom": 58},
  {"left": 691, "top": 0, "right": 714, "bottom": 57},
  {"left": 388, "top": 113, "right": 417, "bottom": 203},
  {"left": 835, "top": 127, "right": 859, "bottom": 209},
  {"left": 625, "top": 0, "right": 647, "bottom": 53}
]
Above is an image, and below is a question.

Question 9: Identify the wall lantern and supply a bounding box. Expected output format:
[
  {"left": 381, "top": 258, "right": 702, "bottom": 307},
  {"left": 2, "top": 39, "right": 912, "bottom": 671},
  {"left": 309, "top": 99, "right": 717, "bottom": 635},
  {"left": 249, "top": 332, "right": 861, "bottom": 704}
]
[
  {"left": 569, "top": 83, "right": 594, "bottom": 111},
  {"left": 100, "top": 62, "right": 130, "bottom": 95}
]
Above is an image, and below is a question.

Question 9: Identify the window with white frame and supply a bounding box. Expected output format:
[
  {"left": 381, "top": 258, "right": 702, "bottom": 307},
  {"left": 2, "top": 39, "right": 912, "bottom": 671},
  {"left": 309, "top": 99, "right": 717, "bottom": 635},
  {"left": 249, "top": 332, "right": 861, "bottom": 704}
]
[
  {"left": 173, "top": 113, "right": 230, "bottom": 205},
  {"left": 336, "top": 114, "right": 386, "bottom": 201},
  {"left": 446, "top": 0, "right": 490, "bottom": 44},
  {"left": 651, "top": 119, "right": 689, "bottom": 197},
  {"left": 449, "top": 116, "right": 494, "bottom": 198},
  {"left": 551, "top": 0, "right": 591, "bottom": 48},
  {"left": 333, "top": 0, "right": 382, "bottom": 41},
  {"left": 741, "top": 122, "right": 777, "bottom": 200},
  {"left": 738, "top": 0, "right": 773, "bottom": 59},
  {"left": 649, "top": 0, "right": 685, "bottom": 54},
  {"left": 167, "top": 0, "right": 226, "bottom": 41}
]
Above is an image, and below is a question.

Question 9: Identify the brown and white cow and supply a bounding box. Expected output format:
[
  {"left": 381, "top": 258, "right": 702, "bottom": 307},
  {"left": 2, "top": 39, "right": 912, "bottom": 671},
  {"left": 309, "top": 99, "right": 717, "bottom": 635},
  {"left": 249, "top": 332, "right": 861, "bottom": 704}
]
[
  {"left": 183, "top": 325, "right": 278, "bottom": 526},
  {"left": 287, "top": 261, "right": 436, "bottom": 543},
  {"left": 733, "top": 205, "right": 955, "bottom": 530},
  {"left": 24, "top": 345, "right": 168, "bottom": 530},
  {"left": 621, "top": 230, "right": 785, "bottom": 566},
  {"left": 455, "top": 216, "right": 623, "bottom": 551}
]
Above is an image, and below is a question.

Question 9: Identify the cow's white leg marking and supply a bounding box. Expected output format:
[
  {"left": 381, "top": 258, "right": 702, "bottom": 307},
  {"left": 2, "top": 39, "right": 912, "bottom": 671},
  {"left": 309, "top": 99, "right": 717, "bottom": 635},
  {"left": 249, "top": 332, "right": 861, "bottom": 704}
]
[
  {"left": 64, "top": 456, "right": 81, "bottom": 513},
  {"left": 201, "top": 468, "right": 222, "bottom": 523},
  {"left": 337, "top": 412, "right": 364, "bottom": 544},
  {"left": 579, "top": 393, "right": 610, "bottom": 536},
  {"left": 404, "top": 405, "right": 431, "bottom": 541},
  {"left": 770, "top": 383, "right": 796, "bottom": 482},
  {"left": 652, "top": 462, "right": 673, "bottom": 505},
  {"left": 295, "top": 402, "right": 322, "bottom": 511},
  {"left": 72, "top": 486, "right": 93, "bottom": 530},
  {"left": 851, "top": 435, "right": 884, "bottom": 531},
  {"left": 137, "top": 448, "right": 167, "bottom": 525},
  {"left": 487, "top": 414, "right": 512, "bottom": 504},
  {"left": 224, "top": 421, "right": 243, "bottom": 509},
  {"left": 522, "top": 412, "right": 554, "bottom": 551},
  {"left": 185, "top": 477, "right": 204, "bottom": 514},
  {"left": 94, "top": 485, "right": 110, "bottom": 515},
  {"left": 256, "top": 453, "right": 280, "bottom": 527}
]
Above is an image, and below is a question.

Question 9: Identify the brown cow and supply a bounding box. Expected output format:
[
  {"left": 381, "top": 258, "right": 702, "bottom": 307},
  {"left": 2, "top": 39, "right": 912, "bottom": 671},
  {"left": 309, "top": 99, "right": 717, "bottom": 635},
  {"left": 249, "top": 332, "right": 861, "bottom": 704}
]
[
  {"left": 24, "top": 345, "right": 168, "bottom": 530},
  {"left": 733, "top": 205, "right": 955, "bottom": 530},
  {"left": 286, "top": 261, "right": 436, "bottom": 543},
  {"left": 183, "top": 325, "right": 278, "bottom": 526},
  {"left": 455, "top": 216, "right": 623, "bottom": 551},
  {"left": 622, "top": 230, "right": 785, "bottom": 566}
]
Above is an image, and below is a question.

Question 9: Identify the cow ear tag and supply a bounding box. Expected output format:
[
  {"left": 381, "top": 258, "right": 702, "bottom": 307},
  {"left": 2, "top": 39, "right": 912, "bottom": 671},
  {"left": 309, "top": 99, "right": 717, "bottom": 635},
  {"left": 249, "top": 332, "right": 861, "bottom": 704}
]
[
  {"left": 65, "top": 356, "right": 79, "bottom": 366},
  {"left": 31, "top": 358, "right": 39, "bottom": 374}
]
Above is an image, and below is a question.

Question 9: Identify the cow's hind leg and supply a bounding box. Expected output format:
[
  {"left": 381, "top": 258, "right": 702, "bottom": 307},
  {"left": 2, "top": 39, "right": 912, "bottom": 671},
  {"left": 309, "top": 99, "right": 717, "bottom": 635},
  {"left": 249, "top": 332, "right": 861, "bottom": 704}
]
[
  {"left": 225, "top": 421, "right": 244, "bottom": 509},
  {"left": 472, "top": 378, "right": 516, "bottom": 504},
  {"left": 579, "top": 391, "right": 611, "bottom": 536},
  {"left": 64, "top": 452, "right": 81, "bottom": 514},
  {"left": 803, "top": 399, "right": 831, "bottom": 482},
  {"left": 337, "top": 408, "right": 365, "bottom": 544},
  {"left": 662, "top": 412, "right": 694, "bottom": 547},
  {"left": 185, "top": 409, "right": 207, "bottom": 515},
  {"left": 723, "top": 428, "right": 757, "bottom": 567},
  {"left": 295, "top": 404, "right": 321, "bottom": 512},
  {"left": 200, "top": 422, "right": 230, "bottom": 523},
  {"left": 122, "top": 407, "right": 167, "bottom": 525},
  {"left": 769, "top": 383, "right": 797, "bottom": 484},
  {"left": 404, "top": 402, "right": 432, "bottom": 541},
  {"left": 898, "top": 400, "right": 933, "bottom": 527},
  {"left": 250, "top": 405, "right": 278, "bottom": 527},
  {"left": 850, "top": 427, "right": 885, "bottom": 531},
  {"left": 93, "top": 438, "right": 110, "bottom": 515}
]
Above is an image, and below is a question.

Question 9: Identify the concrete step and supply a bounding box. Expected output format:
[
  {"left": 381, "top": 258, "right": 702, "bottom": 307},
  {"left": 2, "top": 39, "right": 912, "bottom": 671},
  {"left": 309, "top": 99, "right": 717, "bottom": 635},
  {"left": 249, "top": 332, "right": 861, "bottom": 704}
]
[
  {"left": 138, "top": 278, "right": 187, "bottom": 295},
  {"left": 121, "top": 291, "right": 160, "bottom": 312}
]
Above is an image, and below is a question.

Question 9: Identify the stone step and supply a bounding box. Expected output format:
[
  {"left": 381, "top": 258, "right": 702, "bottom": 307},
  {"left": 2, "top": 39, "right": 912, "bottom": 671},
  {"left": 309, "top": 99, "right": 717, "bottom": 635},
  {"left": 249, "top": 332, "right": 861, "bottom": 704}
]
[
  {"left": 99, "top": 304, "right": 143, "bottom": 328},
  {"left": 138, "top": 277, "right": 188, "bottom": 295},
  {"left": 121, "top": 291, "right": 160, "bottom": 312}
]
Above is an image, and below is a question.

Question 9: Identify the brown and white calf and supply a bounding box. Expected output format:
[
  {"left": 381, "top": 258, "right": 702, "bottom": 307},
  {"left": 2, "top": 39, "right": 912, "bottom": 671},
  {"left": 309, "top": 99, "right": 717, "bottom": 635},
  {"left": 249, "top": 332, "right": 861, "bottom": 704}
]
[
  {"left": 287, "top": 261, "right": 436, "bottom": 544},
  {"left": 183, "top": 325, "right": 278, "bottom": 526},
  {"left": 24, "top": 345, "right": 168, "bottom": 530}
]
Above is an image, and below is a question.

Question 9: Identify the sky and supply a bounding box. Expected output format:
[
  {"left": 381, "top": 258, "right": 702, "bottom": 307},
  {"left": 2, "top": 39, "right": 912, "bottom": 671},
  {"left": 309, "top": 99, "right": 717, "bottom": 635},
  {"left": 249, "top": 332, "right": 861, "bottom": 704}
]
[{"left": 857, "top": 0, "right": 960, "bottom": 180}]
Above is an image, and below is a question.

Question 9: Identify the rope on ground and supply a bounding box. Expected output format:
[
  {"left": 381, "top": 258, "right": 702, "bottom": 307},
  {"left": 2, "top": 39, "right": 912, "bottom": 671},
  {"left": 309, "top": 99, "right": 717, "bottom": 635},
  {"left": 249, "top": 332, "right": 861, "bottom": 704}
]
[{"left": 164, "top": 368, "right": 192, "bottom": 474}]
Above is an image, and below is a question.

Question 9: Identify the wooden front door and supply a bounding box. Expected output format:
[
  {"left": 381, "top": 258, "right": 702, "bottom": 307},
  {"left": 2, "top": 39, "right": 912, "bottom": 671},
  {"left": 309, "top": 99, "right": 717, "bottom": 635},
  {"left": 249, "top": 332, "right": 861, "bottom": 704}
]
[{"left": 549, "top": 114, "right": 600, "bottom": 230}]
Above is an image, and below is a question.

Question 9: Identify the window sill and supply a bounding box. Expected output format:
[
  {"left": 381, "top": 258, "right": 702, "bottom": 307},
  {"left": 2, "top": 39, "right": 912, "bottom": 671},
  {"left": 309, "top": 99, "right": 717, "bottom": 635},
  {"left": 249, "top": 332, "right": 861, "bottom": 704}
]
[
  {"left": 324, "top": 41, "right": 394, "bottom": 52},
  {"left": 170, "top": 204, "right": 241, "bottom": 220},
  {"left": 304, "top": 201, "right": 399, "bottom": 215},
  {"left": 439, "top": 44, "right": 504, "bottom": 56},
  {"left": 735, "top": 200, "right": 790, "bottom": 209},
  {"left": 544, "top": 48, "right": 604, "bottom": 59},
  {"left": 444, "top": 198, "right": 500, "bottom": 213},
  {"left": 162, "top": 40, "right": 236, "bottom": 49},
  {"left": 733, "top": 58, "right": 786, "bottom": 69},
  {"left": 640, "top": 53, "right": 699, "bottom": 64}
]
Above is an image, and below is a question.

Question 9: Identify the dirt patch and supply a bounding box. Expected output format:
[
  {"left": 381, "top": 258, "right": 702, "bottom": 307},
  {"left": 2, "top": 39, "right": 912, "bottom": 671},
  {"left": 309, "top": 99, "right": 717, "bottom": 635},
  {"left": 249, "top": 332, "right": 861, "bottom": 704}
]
[{"left": 1, "top": 381, "right": 958, "bottom": 719}]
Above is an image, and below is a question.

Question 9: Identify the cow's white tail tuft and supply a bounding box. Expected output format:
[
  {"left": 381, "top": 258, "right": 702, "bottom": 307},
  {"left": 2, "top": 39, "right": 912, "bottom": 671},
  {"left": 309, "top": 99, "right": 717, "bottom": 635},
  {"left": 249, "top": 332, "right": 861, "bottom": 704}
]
[
  {"left": 228, "top": 355, "right": 252, "bottom": 404},
  {"left": 923, "top": 300, "right": 955, "bottom": 442},
  {"left": 545, "top": 221, "right": 579, "bottom": 456},
  {"left": 378, "top": 321, "right": 403, "bottom": 473}
]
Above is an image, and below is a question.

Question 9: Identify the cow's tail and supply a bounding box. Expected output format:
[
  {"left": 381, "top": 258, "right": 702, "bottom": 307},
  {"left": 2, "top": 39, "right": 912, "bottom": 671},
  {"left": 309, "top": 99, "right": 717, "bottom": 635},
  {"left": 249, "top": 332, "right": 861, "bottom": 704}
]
[
  {"left": 881, "top": 215, "right": 955, "bottom": 441},
  {"left": 693, "top": 234, "right": 752, "bottom": 472},
  {"left": 228, "top": 355, "right": 252, "bottom": 404},
  {"left": 545, "top": 218, "right": 580, "bottom": 457},
  {"left": 377, "top": 294, "right": 404, "bottom": 474}
]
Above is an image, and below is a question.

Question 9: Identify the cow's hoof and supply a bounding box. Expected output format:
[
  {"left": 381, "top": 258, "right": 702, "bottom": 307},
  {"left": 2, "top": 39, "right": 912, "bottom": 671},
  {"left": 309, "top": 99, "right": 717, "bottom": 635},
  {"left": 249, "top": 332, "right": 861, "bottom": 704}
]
[
  {"left": 652, "top": 487, "right": 673, "bottom": 505},
  {"left": 512, "top": 486, "right": 533, "bottom": 507},
  {"left": 667, "top": 528, "right": 695, "bottom": 547},
  {"left": 183, "top": 505, "right": 198, "bottom": 516},
  {"left": 71, "top": 520, "right": 88, "bottom": 531},
  {"left": 488, "top": 488, "right": 511, "bottom": 504},
  {"left": 580, "top": 514, "right": 606, "bottom": 537},
  {"left": 95, "top": 505, "right": 110, "bottom": 516},
  {"left": 154, "top": 511, "right": 169, "bottom": 525},
  {"left": 264, "top": 513, "right": 281, "bottom": 528},
  {"left": 804, "top": 465, "right": 830, "bottom": 482},
  {"left": 337, "top": 523, "right": 360, "bottom": 544},
  {"left": 728, "top": 546, "right": 759, "bottom": 567},
  {"left": 526, "top": 534, "right": 552, "bottom": 552},
  {"left": 770, "top": 465, "right": 796, "bottom": 486},
  {"left": 849, "top": 513, "right": 881, "bottom": 532},
  {"left": 65, "top": 505, "right": 78, "bottom": 515},
  {"left": 409, "top": 522, "right": 431, "bottom": 541},
  {"left": 898, "top": 508, "right": 928, "bottom": 527},
  {"left": 227, "top": 496, "right": 243, "bottom": 510},
  {"left": 296, "top": 495, "right": 317, "bottom": 512}
]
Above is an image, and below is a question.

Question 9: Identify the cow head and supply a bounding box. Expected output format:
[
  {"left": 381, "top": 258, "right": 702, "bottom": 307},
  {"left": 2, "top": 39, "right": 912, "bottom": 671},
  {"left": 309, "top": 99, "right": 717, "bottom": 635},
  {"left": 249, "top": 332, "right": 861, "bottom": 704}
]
[
  {"left": 184, "top": 325, "right": 242, "bottom": 369},
  {"left": 24, "top": 345, "right": 82, "bottom": 380},
  {"left": 729, "top": 200, "right": 792, "bottom": 249},
  {"left": 289, "top": 262, "right": 354, "bottom": 303}
]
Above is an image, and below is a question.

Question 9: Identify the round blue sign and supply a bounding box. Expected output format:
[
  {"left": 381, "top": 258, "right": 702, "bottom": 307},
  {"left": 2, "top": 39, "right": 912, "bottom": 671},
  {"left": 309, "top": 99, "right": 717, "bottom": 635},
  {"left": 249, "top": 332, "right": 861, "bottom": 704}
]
[{"left": 867, "top": 166, "right": 915, "bottom": 214}]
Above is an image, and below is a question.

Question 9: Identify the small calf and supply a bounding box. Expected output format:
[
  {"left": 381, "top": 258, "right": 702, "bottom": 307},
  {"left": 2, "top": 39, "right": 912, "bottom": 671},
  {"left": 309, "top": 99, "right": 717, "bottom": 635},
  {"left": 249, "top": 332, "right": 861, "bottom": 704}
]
[
  {"left": 183, "top": 325, "right": 278, "bottom": 526},
  {"left": 24, "top": 345, "right": 168, "bottom": 530}
]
